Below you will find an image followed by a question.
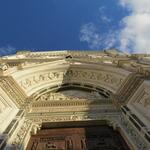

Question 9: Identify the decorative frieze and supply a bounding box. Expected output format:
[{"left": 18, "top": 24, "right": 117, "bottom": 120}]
[
  {"left": 10, "top": 119, "right": 32, "bottom": 149},
  {"left": 27, "top": 112, "right": 120, "bottom": 124},
  {"left": 36, "top": 90, "right": 108, "bottom": 102},
  {"left": 19, "top": 69, "right": 124, "bottom": 92}
]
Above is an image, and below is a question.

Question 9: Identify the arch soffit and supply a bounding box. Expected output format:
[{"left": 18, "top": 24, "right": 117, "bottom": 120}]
[
  {"left": 10, "top": 60, "right": 131, "bottom": 97},
  {"left": 31, "top": 83, "right": 112, "bottom": 101}
]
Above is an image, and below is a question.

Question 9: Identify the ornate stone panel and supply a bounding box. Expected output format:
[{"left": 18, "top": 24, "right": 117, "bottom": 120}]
[
  {"left": 127, "top": 80, "right": 150, "bottom": 127},
  {"left": 14, "top": 67, "right": 127, "bottom": 96},
  {"left": 119, "top": 113, "right": 150, "bottom": 150},
  {"left": 0, "top": 50, "right": 150, "bottom": 150},
  {"left": 6, "top": 118, "right": 33, "bottom": 150},
  {"left": 0, "top": 76, "right": 26, "bottom": 107}
]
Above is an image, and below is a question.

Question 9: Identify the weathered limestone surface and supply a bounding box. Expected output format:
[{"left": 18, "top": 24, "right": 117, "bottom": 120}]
[{"left": 0, "top": 49, "right": 150, "bottom": 149}]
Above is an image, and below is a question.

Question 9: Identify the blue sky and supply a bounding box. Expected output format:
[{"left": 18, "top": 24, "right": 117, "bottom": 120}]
[{"left": 0, "top": 0, "right": 150, "bottom": 56}]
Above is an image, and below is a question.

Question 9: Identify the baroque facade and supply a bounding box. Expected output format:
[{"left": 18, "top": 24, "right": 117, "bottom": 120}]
[{"left": 0, "top": 49, "right": 150, "bottom": 149}]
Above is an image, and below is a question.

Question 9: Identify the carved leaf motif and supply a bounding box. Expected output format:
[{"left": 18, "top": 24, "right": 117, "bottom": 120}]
[{"left": 19, "top": 70, "right": 123, "bottom": 93}]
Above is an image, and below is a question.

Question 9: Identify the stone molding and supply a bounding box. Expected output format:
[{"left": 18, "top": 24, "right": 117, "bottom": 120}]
[
  {"left": 1, "top": 50, "right": 150, "bottom": 76},
  {"left": 120, "top": 113, "right": 150, "bottom": 150},
  {"left": 0, "top": 76, "right": 27, "bottom": 107},
  {"left": 0, "top": 50, "right": 150, "bottom": 150},
  {"left": 5, "top": 118, "right": 33, "bottom": 150}
]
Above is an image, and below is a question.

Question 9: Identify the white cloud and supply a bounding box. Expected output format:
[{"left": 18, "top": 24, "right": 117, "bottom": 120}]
[
  {"left": 80, "top": 23, "right": 118, "bottom": 50},
  {"left": 99, "top": 6, "right": 106, "bottom": 13},
  {"left": 99, "top": 6, "right": 112, "bottom": 23},
  {"left": 80, "top": 0, "right": 150, "bottom": 54},
  {"left": 0, "top": 45, "right": 16, "bottom": 56},
  {"left": 120, "top": 0, "right": 150, "bottom": 13},
  {"left": 100, "top": 15, "right": 111, "bottom": 23},
  {"left": 119, "top": 0, "right": 150, "bottom": 53},
  {"left": 80, "top": 23, "right": 102, "bottom": 49},
  {"left": 104, "top": 30, "right": 118, "bottom": 49}
]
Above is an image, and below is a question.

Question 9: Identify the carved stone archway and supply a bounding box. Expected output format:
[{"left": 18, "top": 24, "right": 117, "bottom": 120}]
[{"left": 0, "top": 50, "right": 150, "bottom": 150}]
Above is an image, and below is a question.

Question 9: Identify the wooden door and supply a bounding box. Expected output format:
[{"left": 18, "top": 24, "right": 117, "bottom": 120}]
[{"left": 26, "top": 126, "right": 130, "bottom": 150}]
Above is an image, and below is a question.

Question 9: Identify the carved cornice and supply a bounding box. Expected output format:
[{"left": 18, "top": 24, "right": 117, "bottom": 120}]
[{"left": 1, "top": 50, "right": 150, "bottom": 77}]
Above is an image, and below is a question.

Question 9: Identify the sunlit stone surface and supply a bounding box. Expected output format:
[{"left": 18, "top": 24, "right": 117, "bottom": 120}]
[{"left": 0, "top": 50, "right": 150, "bottom": 150}]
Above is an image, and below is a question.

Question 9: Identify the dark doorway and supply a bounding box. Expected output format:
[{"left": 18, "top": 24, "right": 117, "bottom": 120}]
[{"left": 26, "top": 122, "right": 130, "bottom": 150}]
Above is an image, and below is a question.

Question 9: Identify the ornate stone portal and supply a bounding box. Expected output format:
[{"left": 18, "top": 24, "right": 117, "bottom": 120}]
[{"left": 0, "top": 49, "right": 150, "bottom": 150}]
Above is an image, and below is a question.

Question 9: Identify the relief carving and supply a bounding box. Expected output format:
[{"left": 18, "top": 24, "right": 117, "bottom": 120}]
[
  {"left": 19, "top": 69, "right": 124, "bottom": 91},
  {"left": 11, "top": 119, "right": 32, "bottom": 148},
  {"left": 35, "top": 90, "right": 106, "bottom": 102},
  {"left": 0, "top": 77, "right": 26, "bottom": 106},
  {"left": 29, "top": 114, "right": 115, "bottom": 123},
  {"left": 37, "top": 93, "right": 73, "bottom": 101},
  {"left": 120, "top": 115, "right": 148, "bottom": 150},
  {"left": 20, "top": 71, "right": 65, "bottom": 89}
]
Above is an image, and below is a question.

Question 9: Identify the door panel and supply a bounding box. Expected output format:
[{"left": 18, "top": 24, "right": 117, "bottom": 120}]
[{"left": 26, "top": 126, "right": 130, "bottom": 150}]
